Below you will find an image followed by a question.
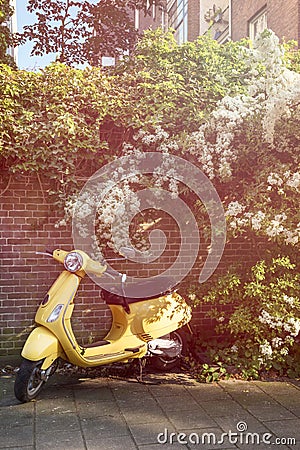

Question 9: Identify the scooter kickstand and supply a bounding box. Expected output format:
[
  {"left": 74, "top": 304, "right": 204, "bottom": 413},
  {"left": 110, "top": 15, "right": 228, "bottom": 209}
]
[
  {"left": 137, "top": 358, "right": 146, "bottom": 383},
  {"left": 136, "top": 359, "right": 161, "bottom": 385}
]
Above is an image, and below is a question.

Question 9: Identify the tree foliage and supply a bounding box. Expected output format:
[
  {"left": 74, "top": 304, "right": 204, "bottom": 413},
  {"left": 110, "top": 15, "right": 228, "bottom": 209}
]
[
  {"left": 0, "top": 0, "right": 16, "bottom": 67},
  {"left": 0, "top": 30, "right": 255, "bottom": 205},
  {"left": 189, "top": 256, "right": 300, "bottom": 379},
  {"left": 1, "top": 28, "right": 300, "bottom": 250},
  {"left": 16, "top": 0, "right": 161, "bottom": 66}
]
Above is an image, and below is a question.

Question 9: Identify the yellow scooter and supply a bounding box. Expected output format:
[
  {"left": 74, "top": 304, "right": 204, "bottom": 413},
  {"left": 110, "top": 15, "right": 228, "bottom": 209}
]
[{"left": 14, "top": 248, "right": 192, "bottom": 402}]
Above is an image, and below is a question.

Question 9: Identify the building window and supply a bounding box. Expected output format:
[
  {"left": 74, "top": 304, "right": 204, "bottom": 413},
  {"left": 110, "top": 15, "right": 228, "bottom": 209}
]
[
  {"left": 204, "top": 5, "right": 230, "bottom": 44},
  {"left": 153, "top": 3, "right": 156, "bottom": 19},
  {"left": 168, "top": 0, "right": 188, "bottom": 44},
  {"left": 249, "top": 8, "right": 267, "bottom": 41}
]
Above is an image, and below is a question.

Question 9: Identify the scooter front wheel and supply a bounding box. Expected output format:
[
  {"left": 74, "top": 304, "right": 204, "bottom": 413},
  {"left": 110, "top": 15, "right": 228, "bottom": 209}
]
[{"left": 14, "top": 358, "right": 57, "bottom": 403}]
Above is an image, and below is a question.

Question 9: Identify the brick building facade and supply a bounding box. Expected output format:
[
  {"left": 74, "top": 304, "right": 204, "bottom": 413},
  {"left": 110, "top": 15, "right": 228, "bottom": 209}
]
[
  {"left": 0, "top": 173, "right": 257, "bottom": 356},
  {"left": 164, "top": 1, "right": 300, "bottom": 45},
  {"left": 136, "top": 2, "right": 167, "bottom": 32},
  {"left": 231, "top": 0, "right": 300, "bottom": 43}
]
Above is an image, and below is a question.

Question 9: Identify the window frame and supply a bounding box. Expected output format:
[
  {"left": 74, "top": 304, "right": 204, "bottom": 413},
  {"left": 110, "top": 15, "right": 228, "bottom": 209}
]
[
  {"left": 167, "top": 0, "right": 188, "bottom": 44},
  {"left": 248, "top": 6, "right": 268, "bottom": 41}
]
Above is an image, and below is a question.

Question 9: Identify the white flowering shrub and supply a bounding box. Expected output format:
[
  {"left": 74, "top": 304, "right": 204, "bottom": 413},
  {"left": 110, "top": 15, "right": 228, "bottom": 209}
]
[
  {"left": 186, "top": 29, "right": 300, "bottom": 249},
  {"left": 189, "top": 256, "right": 300, "bottom": 379},
  {"left": 59, "top": 133, "right": 185, "bottom": 254}
]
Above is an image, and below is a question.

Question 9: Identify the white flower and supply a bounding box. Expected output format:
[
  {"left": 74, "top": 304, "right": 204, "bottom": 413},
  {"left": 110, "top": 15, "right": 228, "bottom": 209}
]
[
  {"left": 286, "top": 172, "right": 300, "bottom": 190},
  {"left": 258, "top": 310, "right": 283, "bottom": 329},
  {"left": 272, "top": 337, "right": 283, "bottom": 348},
  {"left": 225, "top": 201, "right": 245, "bottom": 217},
  {"left": 283, "top": 295, "right": 295, "bottom": 307},
  {"left": 284, "top": 232, "right": 299, "bottom": 245},
  {"left": 267, "top": 172, "right": 283, "bottom": 186},
  {"left": 284, "top": 317, "right": 300, "bottom": 337},
  {"left": 265, "top": 220, "right": 285, "bottom": 237},
  {"left": 251, "top": 211, "right": 265, "bottom": 231},
  {"left": 260, "top": 341, "right": 273, "bottom": 358},
  {"left": 280, "top": 347, "right": 289, "bottom": 356}
]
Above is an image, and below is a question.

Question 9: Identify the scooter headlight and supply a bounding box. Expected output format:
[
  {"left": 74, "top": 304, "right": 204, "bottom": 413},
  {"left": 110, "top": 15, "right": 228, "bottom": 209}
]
[{"left": 64, "top": 252, "right": 83, "bottom": 273}]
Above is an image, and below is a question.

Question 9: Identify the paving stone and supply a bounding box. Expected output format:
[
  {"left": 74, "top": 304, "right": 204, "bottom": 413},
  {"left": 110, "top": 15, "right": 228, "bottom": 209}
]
[
  {"left": 74, "top": 386, "right": 115, "bottom": 402},
  {"left": 154, "top": 393, "right": 199, "bottom": 412},
  {"left": 255, "top": 380, "right": 299, "bottom": 395},
  {"left": 39, "top": 387, "right": 74, "bottom": 400},
  {"left": 255, "top": 382, "right": 300, "bottom": 415},
  {"left": 0, "top": 447, "right": 34, "bottom": 450},
  {"left": 111, "top": 386, "right": 152, "bottom": 402},
  {"left": 120, "top": 405, "right": 167, "bottom": 425},
  {"left": 77, "top": 400, "right": 120, "bottom": 419},
  {"left": 0, "top": 425, "right": 33, "bottom": 448},
  {"left": 245, "top": 403, "right": 297, "bottom": 421},
  {"left": 36, "top": 412, "right": 80, "bottom": 432},
  {"left": 86, "top": 436, "right": 137, "bottom": 450},
  {"left": 234, "top": 437, "right": 291, "bottom": 450},
  {"left": 129, "top": 421, "right": 176, "bottom": 446},
  {"left": 143, "top": 372, "right": 197, "bottom": 388},
  {"left": 0, "top": 376, "right": 18, "bottom": 407},
  {"left": 81, "top": 414, "right": 130, "bottom": 438},
  {"left": 219, "top": 380, "right": 263, "bottom": 393},
  {"left": 186, "top": 383, "right": 231, "bottom": 402},
  {"left": 1, "top": 373, "right": 300, "bottom": 450},
  {"left": 214, "top": 415, "right": 270, "bottom": 434},
  {"left": 166, "top": 407, "right": 217, "bottom": 430},
  {"left": 224, "top": 392, "right": 274, "bottom": 408},
  {"left": 139, "top": 444, "right": 189, "bottom": 450},
  {"left": 36, "top": 396, "right": 76, "bottom": 412},
  {"left": 263, "top": 418, "right": 300, "bottom": 441},
  {"left": 170, "top": 426, "right": 234, "bottom": 449},
  {"left": 116, "top": 396, "right": 158, "bottom": 410},
  {"left": 0, "top": 406, "right": 33, "bottom": 428},
  {"left": 200, "top": 399, "right": 246, "bottom": 418},
  {"left": 149, "top": 383, "right": 191, "bottom": 398},
  {"left": 36, "top": 435, "right": 85, "bottom": 450}
]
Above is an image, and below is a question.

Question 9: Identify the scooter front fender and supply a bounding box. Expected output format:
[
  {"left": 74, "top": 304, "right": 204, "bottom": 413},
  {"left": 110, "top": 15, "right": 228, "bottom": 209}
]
[{"left": 21, "top": 326, "right": 65, "bottom": 369}]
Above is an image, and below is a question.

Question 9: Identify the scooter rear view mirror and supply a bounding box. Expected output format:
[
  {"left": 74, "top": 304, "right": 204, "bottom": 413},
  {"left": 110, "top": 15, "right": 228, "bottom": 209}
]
[{"left": 36, "top": 251, "right": 53, "bottom": 257}]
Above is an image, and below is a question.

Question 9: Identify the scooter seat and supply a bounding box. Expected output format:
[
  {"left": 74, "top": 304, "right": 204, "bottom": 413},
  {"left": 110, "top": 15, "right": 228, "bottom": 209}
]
[{"left": 101, "top": 276, "right": 175, "bottom": 305}]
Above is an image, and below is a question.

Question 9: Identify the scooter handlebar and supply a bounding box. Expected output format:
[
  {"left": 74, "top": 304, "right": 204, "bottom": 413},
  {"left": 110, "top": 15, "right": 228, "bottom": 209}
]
[
  {"left": 104, "top": 266, "right": 122, "bottom": 279},
  {"left": 85, "top": 259, "right": 107, "bottom": 276}
]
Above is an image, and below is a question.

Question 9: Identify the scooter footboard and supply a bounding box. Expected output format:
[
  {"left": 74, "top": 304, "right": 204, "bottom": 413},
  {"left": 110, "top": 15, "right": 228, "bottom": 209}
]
[{"left": 21, "top": 327, "right": 65, "bottom": 369}]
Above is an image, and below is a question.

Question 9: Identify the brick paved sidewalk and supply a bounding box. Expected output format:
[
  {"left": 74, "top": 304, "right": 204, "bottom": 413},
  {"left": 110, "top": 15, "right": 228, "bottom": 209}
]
[{"left": 1, "top": 371, "right": 300, "bottom": 449}]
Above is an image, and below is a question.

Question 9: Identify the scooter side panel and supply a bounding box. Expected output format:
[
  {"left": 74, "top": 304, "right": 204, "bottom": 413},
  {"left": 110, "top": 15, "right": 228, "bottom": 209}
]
[
  {"left": 21, "top": 326, "right": 65, "bottom": 364},
  {"left": 131, "top": 293, "right": 192, "bottom": 339},
  {"left": 35, "top": 271, "right": 79, "bottom": 325}
]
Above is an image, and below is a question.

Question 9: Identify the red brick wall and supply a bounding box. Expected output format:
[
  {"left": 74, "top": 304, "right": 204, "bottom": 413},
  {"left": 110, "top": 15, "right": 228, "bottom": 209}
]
[
  {"left": 0, "top": 174, "right": 113, "bottom": 356},
  {"left": 231, "top": 0, "right": 299, "bottom": 42},
  {"left": 0, "top": 173, "right": 257, "bottom": 356},
  {"left": 138, "top": 3, "right": 166, "bottom": 32},
  {"left": 188, "top": 0, "right": 200, "bottom": 41},
  {"left": 268, "top": 0, "right": 299, "bottom": 42}
]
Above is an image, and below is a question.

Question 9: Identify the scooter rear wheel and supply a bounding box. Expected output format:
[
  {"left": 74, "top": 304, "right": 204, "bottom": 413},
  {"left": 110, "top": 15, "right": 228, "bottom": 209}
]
[
  {"left": 14, "top": 358, "right": 57, "bottom": 403},
  {"left": 150, "top": 329, "right": 187, "bottom": 372}
]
